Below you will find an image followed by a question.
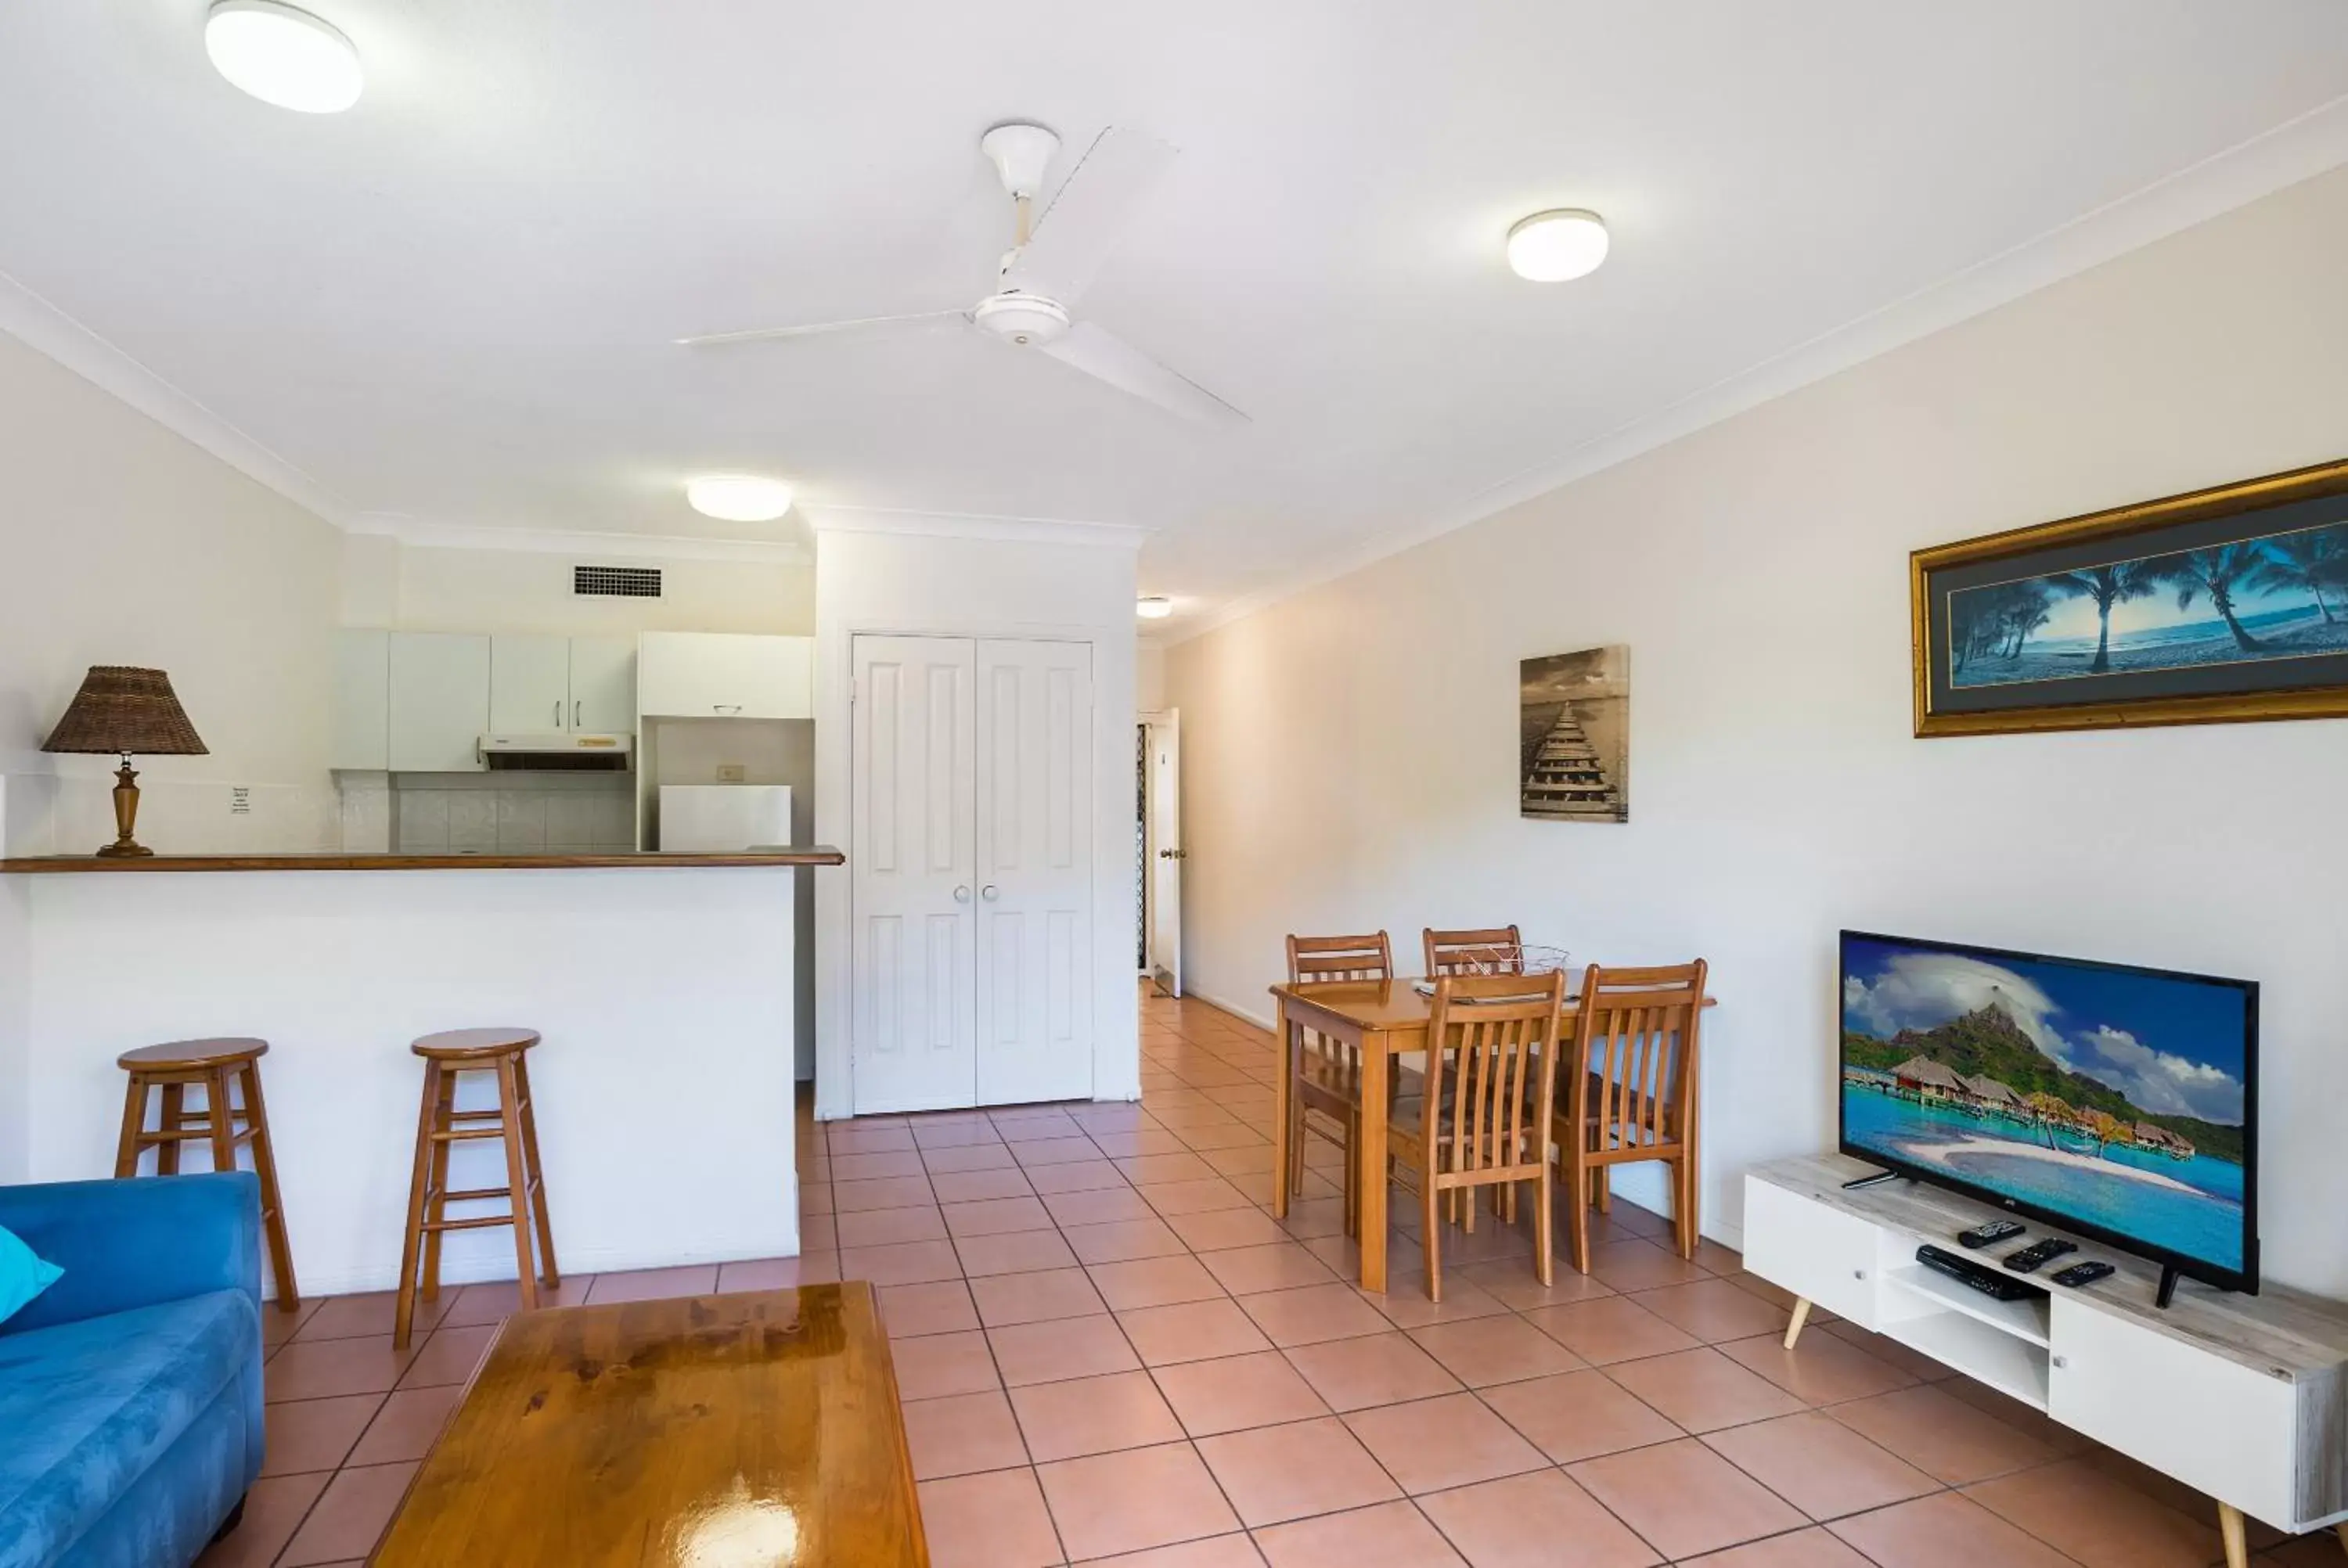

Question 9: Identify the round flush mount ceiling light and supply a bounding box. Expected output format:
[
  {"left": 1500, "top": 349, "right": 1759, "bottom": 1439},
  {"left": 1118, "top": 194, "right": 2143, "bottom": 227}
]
[
  {"left": 204, "top": 1, "right": 364, "bottom": 113},
  {"left": 1506, "top": 209, "right": 1609, "bottom": 282},
  {"left": 1136, "top": 596, "right": 1174, "bottom": 620},
  {"left": 686, "top": 475, "right": 794, "bottom": 523}
]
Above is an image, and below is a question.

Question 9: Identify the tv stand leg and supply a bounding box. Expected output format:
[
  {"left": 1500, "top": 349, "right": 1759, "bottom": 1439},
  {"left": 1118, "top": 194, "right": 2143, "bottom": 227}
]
[
  {"left": 2217, "top": 1503, "right": 2246, "bottom": 1568},
  {"left": 1783, "top": 1298, "right": 1812, "bottom": 1350}
]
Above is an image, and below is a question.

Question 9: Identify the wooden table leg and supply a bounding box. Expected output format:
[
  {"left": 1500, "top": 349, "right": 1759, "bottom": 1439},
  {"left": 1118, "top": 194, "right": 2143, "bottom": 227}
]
[
  {"left": 1357, "top": 1027, "right": 1389, "bottom": 1293},
  {"left": 2217, "top": 1503, "right": 2246, "bottom": 1568},
  {"left": 1269, "top": 995, "right": 1293, "bottom": 1220}
]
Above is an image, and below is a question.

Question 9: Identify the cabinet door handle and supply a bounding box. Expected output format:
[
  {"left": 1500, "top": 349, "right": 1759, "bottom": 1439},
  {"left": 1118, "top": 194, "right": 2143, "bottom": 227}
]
[
  {"left": 714, "top": 703, "right": 743, "bottom": 715},
  {"left": 953, "top": 886, "right": 971, "bottom": 904},
  {"left": 553, "top": 700, "right": 563, "bottom": 727},
  {"left": 981, "top": 884, "right": 999, "bottom": 901},
  {"left": 574, "top": 700, "right": 582, "bottom": 728}
]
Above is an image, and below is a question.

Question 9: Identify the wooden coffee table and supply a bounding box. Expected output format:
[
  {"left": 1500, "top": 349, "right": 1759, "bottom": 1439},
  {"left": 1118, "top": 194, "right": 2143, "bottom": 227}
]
[{"left": 369, "top": 1282, "right": 927, "bottom": 1566}]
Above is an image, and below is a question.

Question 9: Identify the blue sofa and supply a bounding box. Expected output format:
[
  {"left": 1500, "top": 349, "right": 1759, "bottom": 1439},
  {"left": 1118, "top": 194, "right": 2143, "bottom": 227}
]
[{"left": 0, "top": 1174, "right": 265, "bottom": 1568}]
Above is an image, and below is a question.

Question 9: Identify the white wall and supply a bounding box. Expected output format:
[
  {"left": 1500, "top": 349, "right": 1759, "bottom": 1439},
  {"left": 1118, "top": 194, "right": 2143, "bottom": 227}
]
[
  {"left": 344, "top": 536, "right": 814, "bottom": 636},
  {"left": 811, "top": 521, "right": 1141, "bottom": 1117},
  {"left": 1137, "top": 642, "right": 1168, "bottom": 712},
  {"left": 1164, "top": 166, "right": 2348, "bottom": 1295}
]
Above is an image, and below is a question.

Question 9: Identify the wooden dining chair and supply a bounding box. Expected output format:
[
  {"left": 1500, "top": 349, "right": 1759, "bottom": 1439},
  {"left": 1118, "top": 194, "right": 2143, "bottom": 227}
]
[
  {"left": 1424, "top": 925, "right": 1525, "bottom": 976},
  {"left": 1554, "top": 959, "right": 1709, "bottom": 1273},
  {"left": 1388, "top": 971, "right": 1564, "bottom": 1302},
  {"left": 1285, "top": 932, "right": 1394, "bottom": 1235}
]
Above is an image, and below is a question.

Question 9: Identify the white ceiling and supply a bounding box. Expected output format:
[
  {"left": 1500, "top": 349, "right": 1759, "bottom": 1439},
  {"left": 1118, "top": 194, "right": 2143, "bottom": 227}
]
[{"left": 3, "top": 3, "right": 2346, "bottom": 637}]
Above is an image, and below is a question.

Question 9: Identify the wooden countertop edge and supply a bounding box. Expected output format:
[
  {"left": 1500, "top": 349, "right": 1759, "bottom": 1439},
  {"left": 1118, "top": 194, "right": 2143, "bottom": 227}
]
[{"left": 0, "top": 849, "right": 846, "bottom": 874}]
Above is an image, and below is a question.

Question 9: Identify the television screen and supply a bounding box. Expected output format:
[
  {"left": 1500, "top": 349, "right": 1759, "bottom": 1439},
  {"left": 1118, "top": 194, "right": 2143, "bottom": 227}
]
[{"left": 1839, "top": 930, "right": 2256, "bottom": 1291}]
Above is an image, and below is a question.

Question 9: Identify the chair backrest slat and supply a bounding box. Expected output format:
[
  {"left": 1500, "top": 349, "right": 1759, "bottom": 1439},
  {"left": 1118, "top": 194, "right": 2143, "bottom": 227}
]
[
  {"left": 1569, "top": 961, "right": 1707, "bottom": 1151},
  {"left": 1424, "top": 925, "right": 1525, "bottom": 977},
  {"left": 1288, "top": 931, "right": 1394, "bottom": 984},
  {"left": 1425, "top": 970, "right": 1564, "bottom": 1177}
]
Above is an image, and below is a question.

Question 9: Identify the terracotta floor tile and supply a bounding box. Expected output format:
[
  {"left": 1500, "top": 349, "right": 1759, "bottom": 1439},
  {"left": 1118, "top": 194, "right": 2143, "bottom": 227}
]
[
  {"left": 1166, "top": 1207, "right": 1294, "bottom": 1252},
  {"left": 1200, "top": 1145, "right": 1281, "bottom": 1180},
  {"left": 913, "top": 1120, "right": 1010, "bottom": 1149},
  {"left": 1013, "top": 1135, "right": 1107, "bottom": 1167},
  {"left": 1824, "top": 1384, "right": 2059, "bottom": 1485},
  {"left": 1630, "top": 1278, "right": 1794, "bottom": 1343},
  {"left": 892, "top": 1329, "right": 1005, "bottom": 1400},
  {"left": 1938, "top": 1378, "right": 2093, "bottom": 1456},
  {"left": 831, "top": 1149, "right": 930, "bottom": 1181},
  {"left": 879, "top": 1278, "right": 983, "bottom": 1338},
  {"left": 931, "top": 1167, "right": 1039, "bottom": 1204},
  {"left": 837, "top": 1203, "right": 951, "bottom": 1247},
  {"left": 1409, "top": 1314, "right": 1585, "bottom": 1386},
  {"left": 1275, "top": 1197, "right": 1351, "bottom": 1242},
  {"left": 1010, "top": 1369, "right": 1186, "bottom": 1462},
  {"left": 1119, "top": 1298, "right": 1276, "bottom": 1365},
  {"left": 294, "top": 1290, "right": 449, "bottom": 1343},
  {"left": 1071, "top": 1534, "right": 1266, "bottom": 1567},
  {"left": 1088, "top": 1253, "right": 1226, "bottom": 1311},
  {"left": 1044, "top": 1185, "right": 1161, "bottom": 1227},
  {"left": 1521, "top": 1296, "right": 1702, "bottom": 1366},
  {"left": 434, "top": 1272, "right": 596, "bottom": 1326},
  {"left": 989, "top": 1314, "right": 1143, "bottom": 1385},
  {"left": 263, "top": 1335, "right": 422, "bottom": 1402},
  {"left": 1153, "top": 1350, "right": 1331, "bottom": 1436},
  {"left": 946, "top": 1196, "right": 1059, "bottom": 1237},
  {"left": 1039, "top": 1441, "right": 1242, "bottom": 1559},
  {"left": 840, "top": 1238, "right": 967, "bottom": 1286},
  {"left": 395, "top": 1323, "right": 498, "bottom": 1389},
  {"left": 716, "top": 1253, "right": 838, "bottom": 1293},
  {"left": 261, "top": 1393, "right": 381, "bottom": 1476},
  {"left": 958, "top": 1228, "right": 1082, "bottom": 1278},
  {"left": 1721, "top": 1330, "right": 1916, "bottom": 1405},
  {"left": 1197, "top": 1415, "right": 1403, "bottom": 1527},
  {"left": 1588, "top": 1237, "right": 1715, "bottom": 1293},
  {"left": 583, "top": 1264, "right": 721, "bottom": 1304},
  {"left": 1251, "top": 1500, "right": 1464, "bottom": 1567},
  {"left": 1360, "top": 1273, "right": 1512, "bottom": 1331},
  {"left": 1677, "top": 1527, "right": 1878, "bottom": 1567},
  {"left": 830, "top": 1124, "right": 917, "bottom": 1154},
  {"left": 193, "top": 1472, "right": 327, "bottom": 1568},
  {"left": 1201, "top": 1242, "right": 1340, "bottom": 1296},
  {"left": 1816, "top": 1321, "right": 1958, "bottom": 1384},
  {"left": 346, "top": 1384, "right": 462, "bottom": 1466},
  {"left": 1065, "top": 1218, "right": 1192, "bottom": 1264},
  {"left": 1964, "top": 1456, "right": 2223, "bottom": 1568},
  {"left": 1283, "top": 1331, "right": 1465, "bottom": 1412},
  {"left": 1024, "top": 1159, "right": 1132, "bottom": 1193},
  {"left": 1140, "top": 1178, "right": 1258, "bottom": 1216},
  {"left": 970, "top": 1266, "right": 1108, "bottom": 1327},
  {"left": 996, "top": 1112, "right": 1088, "bottom": 1140},
  {"left": 1828, "top": 1491, "right": 2080, "bottom": 1568},
  {"left": 259, "top": 1299, "right": 319, "bottom": 1349},
  {"left": 1089, "top": 1128, "right": 1194, "bottom": 1159},
  {"left": 1607, "top": 1347, "right": 1808, "bottom": 1434},
  {"left": 920, "top": 1141, "right": 1021, "bottom": 1173},
  {"left": 801, "top": 1215, "right": 840, "bottom": 1250},
  {"left": 1568, "top": 1438, "right": 1806, "bottom": 1559},
  {"left": 902, "top": 1388, "right": 1032, "bottom": 1480},
  {"left": 1478, "top": 1368, "right": 1683, "bottom": 1464},
  {"left": 1240, "top": 1283, "right": 1394, "bottom": 1348},
  {"left": 278, "top": 1460, "right": 419, "bottom": 1566},
  {"left": 1704, "top": 1411, "right": 1939, "bottom": 1519},
  {"left": 1416, "top": 1468, "right": 1662, "bottom": 1568},
  {"left": 1453, "top": 1260, "right": 1617, "bottom": 1312},
  {"left": 918, "top": 1466, "right": 1064, "bottom": 1568},
  {"left": 1344, "top": 1392, "right": 1547, "bottom": 1495}
]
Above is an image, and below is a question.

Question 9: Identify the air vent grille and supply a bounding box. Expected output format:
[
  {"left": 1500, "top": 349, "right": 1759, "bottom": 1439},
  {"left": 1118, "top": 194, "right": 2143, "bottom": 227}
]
[{"left": 574, "top": 565, "right": 661, "bottom": 599}]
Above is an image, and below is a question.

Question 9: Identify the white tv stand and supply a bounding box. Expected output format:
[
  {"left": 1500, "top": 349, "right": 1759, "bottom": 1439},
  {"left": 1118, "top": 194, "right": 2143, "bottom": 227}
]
[{"left": 1745, "top": 1155, "right": 2348, "bottom": 1566}]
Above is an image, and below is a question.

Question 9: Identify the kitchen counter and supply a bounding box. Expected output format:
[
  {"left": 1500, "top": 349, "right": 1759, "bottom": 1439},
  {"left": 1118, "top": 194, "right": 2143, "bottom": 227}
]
[{"left": 0, "top": 848, "right": 843, "bottom": 873}]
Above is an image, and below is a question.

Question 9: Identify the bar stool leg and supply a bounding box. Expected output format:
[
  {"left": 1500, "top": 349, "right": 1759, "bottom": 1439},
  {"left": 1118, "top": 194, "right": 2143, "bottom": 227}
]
[
  {"left": 239, "top": 1061, "right": 301, "bottom": 1309},
  {"left": 204, "top": 1066, "right": 239, "bottom": 1178},
  {"left": 420, "top": 1067, "right": 459, "bottom": 1302},
  {"left": 512, "top": 1054, "right": 560, "bottom": 1286},
  {"left": 156, "top": 1083, "right": 186, "bottom": 1174},
  {"left": 496, "top": 1055, "right": 540, "bottom": 1310},
  {"left": 114, "top": 1075, "right": 148, "bottom": 1179},
  {"left": 394, "top": 1061, "right": 442, "bottom": 1350}
]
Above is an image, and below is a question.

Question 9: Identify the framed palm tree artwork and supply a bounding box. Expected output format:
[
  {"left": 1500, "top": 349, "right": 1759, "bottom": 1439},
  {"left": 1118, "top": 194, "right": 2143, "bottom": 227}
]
[{"left": 1912, "top": 457, "right": 2348, "bottom": 736}]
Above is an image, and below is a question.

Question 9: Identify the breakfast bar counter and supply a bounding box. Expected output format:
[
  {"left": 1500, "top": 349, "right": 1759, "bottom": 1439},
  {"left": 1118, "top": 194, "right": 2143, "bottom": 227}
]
[{"left": 0, "top": 848, "right": 843, "bottom": 872}]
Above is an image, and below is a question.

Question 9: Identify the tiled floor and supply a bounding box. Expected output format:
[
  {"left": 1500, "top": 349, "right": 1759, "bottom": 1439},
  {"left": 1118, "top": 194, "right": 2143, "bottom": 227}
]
[{"left": 198, "top": 988, "right": 2344, "bottom": 1566}]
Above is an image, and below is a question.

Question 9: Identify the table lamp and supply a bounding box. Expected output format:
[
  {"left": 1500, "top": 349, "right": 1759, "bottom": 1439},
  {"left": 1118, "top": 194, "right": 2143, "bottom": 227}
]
[{"left": 41, "top": 667, "right": 209, "bottom": 858}]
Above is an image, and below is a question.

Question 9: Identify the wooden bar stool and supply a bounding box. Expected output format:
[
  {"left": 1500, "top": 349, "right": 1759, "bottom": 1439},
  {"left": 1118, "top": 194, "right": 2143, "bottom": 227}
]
[
  {"left": 394, "top": 1028, "right": 558, "bottom": 1349},
  {"left": 113, "top": 1038, "right": 299, "bottom": 1311}
]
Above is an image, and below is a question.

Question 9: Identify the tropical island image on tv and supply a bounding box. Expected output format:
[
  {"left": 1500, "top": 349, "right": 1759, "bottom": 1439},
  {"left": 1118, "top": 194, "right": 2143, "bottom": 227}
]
[{"left": 1840, "top": 933, "right": 2250, "bottom": 1275}]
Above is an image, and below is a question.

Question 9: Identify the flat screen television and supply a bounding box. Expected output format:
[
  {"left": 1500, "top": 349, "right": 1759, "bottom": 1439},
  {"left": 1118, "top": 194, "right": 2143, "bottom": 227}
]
[{"left": 1839, "top": 930, "right": 2257, "bottom": 1297}]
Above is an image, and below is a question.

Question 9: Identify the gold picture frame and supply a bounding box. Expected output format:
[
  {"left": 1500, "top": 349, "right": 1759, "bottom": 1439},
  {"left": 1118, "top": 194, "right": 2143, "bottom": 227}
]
[{"left": 1911, "top": 458, "right": 2348, "bottom": 738}]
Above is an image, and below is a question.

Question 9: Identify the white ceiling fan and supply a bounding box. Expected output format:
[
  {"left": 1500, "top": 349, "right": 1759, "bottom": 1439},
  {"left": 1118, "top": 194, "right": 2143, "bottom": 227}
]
[{"left": 677, "top": 122, "right": 1248, "bottom": 428}]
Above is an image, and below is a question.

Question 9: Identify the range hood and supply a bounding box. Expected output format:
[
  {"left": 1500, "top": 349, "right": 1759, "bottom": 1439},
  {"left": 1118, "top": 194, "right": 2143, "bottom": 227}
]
[{"left": 477, "top": 733, "right": 634, "bottom": 772}]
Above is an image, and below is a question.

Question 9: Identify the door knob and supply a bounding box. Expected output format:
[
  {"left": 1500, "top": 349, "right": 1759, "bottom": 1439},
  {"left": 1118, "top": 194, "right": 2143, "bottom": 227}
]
[
  {"left": 953, "top": 886, "right": 971, "bottom": 903},
  {"left": 981, "top": 884, "right": 999, "bottom": 901}
]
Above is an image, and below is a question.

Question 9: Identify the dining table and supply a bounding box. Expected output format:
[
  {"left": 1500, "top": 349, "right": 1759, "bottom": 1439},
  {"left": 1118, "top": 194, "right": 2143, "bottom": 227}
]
[{"left": 1268, "top": 974, "right": 1717, "bottom": 1293}]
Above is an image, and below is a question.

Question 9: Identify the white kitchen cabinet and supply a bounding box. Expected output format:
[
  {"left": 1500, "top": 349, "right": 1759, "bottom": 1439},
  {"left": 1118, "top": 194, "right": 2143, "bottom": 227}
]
[
  {"left": 637, "top": 632, "right": 812, "bottom": 720},
  {"left": 568, "top": 636, "right": 637, "bottom": 732},
  {"left": 489, "top": 635, "right": 573, "bottom": 734},
  {"left": 388, "top": 632, "right": 491, "bottom": 772},
  {"left": 331, "top": 630, "right": 390, "bottom": 771}
]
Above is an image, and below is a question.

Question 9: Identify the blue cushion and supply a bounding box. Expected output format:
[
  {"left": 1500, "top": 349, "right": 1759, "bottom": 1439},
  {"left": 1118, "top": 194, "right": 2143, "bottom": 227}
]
[
  {"left": 0, "top": 1289, "right": 258, "bottom": 1568},
  {"left": 0, "top": 1224, "right": 63, "bottom": 1327}
]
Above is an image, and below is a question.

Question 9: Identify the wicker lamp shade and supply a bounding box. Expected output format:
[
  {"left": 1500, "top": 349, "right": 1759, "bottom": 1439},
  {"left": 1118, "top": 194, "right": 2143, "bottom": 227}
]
[{"left": 42, "top": 667, "right": 207, "bottom": 757}]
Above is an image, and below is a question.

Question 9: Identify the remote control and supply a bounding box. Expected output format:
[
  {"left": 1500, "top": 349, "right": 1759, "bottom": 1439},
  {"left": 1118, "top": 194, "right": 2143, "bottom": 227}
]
[
  {"left": 1957, "top": 1219, "right": 2025, "bottom": 1250},
  {"left": 2051, "top": 1261, "right": 2116, "bottom": 1288},
  {"left": 2002, "top": 1237, "right": 2077, "bottom": 1273}
]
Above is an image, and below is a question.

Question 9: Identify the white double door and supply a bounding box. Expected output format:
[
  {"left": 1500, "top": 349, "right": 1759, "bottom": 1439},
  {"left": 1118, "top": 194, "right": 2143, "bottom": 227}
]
[{"left": 851, "top": 635, "right": 1095, "bottom": 1112}]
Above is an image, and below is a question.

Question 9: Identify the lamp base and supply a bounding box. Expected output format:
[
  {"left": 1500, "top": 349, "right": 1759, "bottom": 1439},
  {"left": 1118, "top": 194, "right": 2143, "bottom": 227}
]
[{"left": 97, "top": 757, "right": 152, "bottom": 858}]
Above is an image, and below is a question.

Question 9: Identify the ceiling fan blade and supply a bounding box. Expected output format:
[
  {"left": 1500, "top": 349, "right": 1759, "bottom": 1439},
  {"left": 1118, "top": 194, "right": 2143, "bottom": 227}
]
[
  {"left": 675, "top": 310, "right": 967, "bottom": 348},
  {"left": 1002, "top": 127, "right": 1176, "bottom": 307},
  {"left": 1037, "top": 321, "right": 1248, "bottom": 427}
]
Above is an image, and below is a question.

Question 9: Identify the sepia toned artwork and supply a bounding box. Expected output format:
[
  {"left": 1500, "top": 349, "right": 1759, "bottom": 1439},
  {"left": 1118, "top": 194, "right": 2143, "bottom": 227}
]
[{"left": 1520, "top": 646, "right": 1627, "bottom": 822}]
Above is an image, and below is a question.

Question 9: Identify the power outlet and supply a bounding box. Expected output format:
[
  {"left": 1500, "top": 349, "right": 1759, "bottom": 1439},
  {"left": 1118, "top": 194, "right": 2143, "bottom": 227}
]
[{"left": 715, "top": 764, "right": 747, "bottom": 784}]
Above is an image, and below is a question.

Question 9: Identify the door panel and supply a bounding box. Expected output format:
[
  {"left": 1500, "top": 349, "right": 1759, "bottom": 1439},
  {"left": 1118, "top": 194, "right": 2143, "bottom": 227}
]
[
  {"left": 975, "top": 638, "right": 1093, "bottom": 1104},
  {"left": 489, "top": 635, "right": 572, "bottom": 734},
  {"left": 567, "top": 637, "right": 636, "bottom": 733},
  {"left": 851, "top": 636, "right": 977, "bottom": 1113},
  {"left": 387, "top": 633, "right": 490, "bottom": 772},
  {"left": 1146, "top": 713, "right": 1182, "bottom": 997}
]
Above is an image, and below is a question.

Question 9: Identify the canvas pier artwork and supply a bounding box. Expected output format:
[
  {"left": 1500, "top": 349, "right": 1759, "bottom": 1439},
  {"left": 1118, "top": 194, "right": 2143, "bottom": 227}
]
[{"left": 1520, "top": 645, "right": 1627, "bottom": 822}]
